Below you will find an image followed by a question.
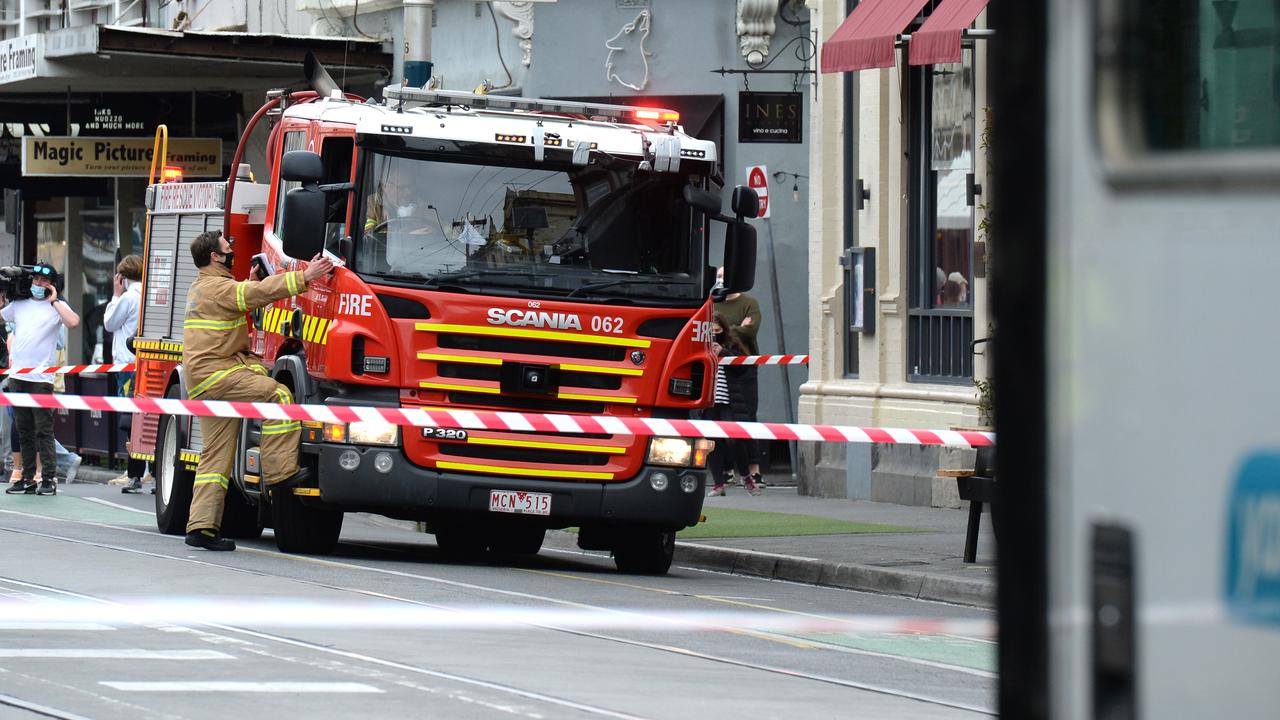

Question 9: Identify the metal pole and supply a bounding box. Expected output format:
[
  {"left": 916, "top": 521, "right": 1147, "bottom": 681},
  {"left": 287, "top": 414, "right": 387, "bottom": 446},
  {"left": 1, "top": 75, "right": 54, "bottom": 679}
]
[
  {"left": 764, "top": 220, "right": 797, "bottom": 480},
  {"left": 403, "top": 0, "right": 435, "bottom": 87}
]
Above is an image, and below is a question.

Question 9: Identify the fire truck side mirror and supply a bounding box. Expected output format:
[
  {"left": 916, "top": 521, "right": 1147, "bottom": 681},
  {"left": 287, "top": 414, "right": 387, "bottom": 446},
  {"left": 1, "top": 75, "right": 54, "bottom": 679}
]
[
  {"left": 280, "top": 151, "right": 323, "bottom": 183},
  {"left": 281, "top": 187, "right": 326, "bottom": 259},
  {"left": 722, "top": 220, "right": 757, "bottom": 294},
  {"left": 730, "top": 185, "right": 760, "bottom": 220}
]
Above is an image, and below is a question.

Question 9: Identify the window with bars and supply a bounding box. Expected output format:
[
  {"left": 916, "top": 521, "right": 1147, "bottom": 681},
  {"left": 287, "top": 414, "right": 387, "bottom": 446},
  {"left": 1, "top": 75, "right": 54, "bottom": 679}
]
[{"left": 906, "top": 50, "right": 976, "bottom": 384}]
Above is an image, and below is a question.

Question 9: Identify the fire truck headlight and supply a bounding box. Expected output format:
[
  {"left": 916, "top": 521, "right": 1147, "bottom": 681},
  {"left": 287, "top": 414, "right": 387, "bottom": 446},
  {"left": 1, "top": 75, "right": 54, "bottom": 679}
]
[
  {"left": 649, "top": 472, "right": 670, "bottom": 492},
  {"left": 646, "top": 437, "right": 693, "bottom": 467},
  {"left": 348, "top": 420, "right": 399, "bottom": 446}
]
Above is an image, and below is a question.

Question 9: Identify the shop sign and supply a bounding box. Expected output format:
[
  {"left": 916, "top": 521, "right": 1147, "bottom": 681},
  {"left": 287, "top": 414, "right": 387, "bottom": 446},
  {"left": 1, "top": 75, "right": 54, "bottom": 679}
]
[
  {"left": 21, "top": 136, "right": 222, "bottom": 177},
  {"left": 0, "top": 35, "right": 39, "bottom": 86},
  {"left": 738, "top": 91, "right": 802, "bottom": 144}
]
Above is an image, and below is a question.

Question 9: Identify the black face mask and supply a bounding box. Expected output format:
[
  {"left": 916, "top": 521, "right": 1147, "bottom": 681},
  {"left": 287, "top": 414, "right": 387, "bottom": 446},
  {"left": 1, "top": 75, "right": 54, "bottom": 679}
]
[{"left": 220, "top": 252, "right": 235, "bottom": 270}]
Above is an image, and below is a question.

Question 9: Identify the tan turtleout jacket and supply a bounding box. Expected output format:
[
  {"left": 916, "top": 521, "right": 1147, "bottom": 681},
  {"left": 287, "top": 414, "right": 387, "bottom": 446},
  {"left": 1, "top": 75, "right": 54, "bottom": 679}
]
[{"left": 181, "top": 263, "right": 309, "bottom": 398}]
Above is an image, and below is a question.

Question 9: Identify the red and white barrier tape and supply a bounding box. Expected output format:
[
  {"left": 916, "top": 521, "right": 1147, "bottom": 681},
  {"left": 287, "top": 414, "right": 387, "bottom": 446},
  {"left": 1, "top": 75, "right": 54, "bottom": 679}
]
[
  {"left": 0, "top": 391, "right": 994, "bottom": 447},
  {"left": 5, "top": 359, "right": 809, "bottom": 371},
  {"left": 3, "top": 363, "right": 136, "bottom": 376},
  {"left": 718, "top": 354, "right": 809, "bottom": 366}
]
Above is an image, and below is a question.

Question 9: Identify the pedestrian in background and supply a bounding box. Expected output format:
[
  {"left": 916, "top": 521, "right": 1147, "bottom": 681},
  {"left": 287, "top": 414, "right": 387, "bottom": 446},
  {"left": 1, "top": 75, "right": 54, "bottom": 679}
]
[
  {"left": 705, "top": 314, "right": 762, "bottom": 497},
  {"left": 104, "top": 255, "right": 147, "bottom": 493},
  {"left": 3, "top": 262, "right": 80, "bottom": 496},
  {"left": 713, "top": 266, "right": 765, "bottom": 485}
]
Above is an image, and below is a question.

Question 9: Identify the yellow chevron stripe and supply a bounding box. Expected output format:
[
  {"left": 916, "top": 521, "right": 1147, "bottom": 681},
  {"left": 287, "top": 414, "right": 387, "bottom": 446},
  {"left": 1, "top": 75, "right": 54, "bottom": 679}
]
[
  {"left": 558, "top": 363, "right": 644, "bottom": 377},
  {"left": 415, "top": 322, "right": 650, "bottom": 348},
  {"left": 556, "top": 391, "right": 637, "bottom": 405},
  {"left": 419, "top": 381, "right": 500, "bottom": 395},
  {"left": 179, "top": 450, "right": 200, "bottom": 464},
  {"left": 437, "top": 460, "right": 613, "bottom": 480},
  {"left": 418, "top": 352, "right": 503, "bottom": 365},
  {"left": 130, "top": 452, "right": 155, "bottom": 462},
  {"left": 466, "top": 436, "right": 626, "bottom": 455}
]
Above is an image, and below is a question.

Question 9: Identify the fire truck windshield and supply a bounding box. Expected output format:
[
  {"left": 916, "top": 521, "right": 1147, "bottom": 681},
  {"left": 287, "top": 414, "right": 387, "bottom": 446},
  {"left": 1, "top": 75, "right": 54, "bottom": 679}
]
[{"left": 356, "top": 151, "right": 707, "bottom": 304}]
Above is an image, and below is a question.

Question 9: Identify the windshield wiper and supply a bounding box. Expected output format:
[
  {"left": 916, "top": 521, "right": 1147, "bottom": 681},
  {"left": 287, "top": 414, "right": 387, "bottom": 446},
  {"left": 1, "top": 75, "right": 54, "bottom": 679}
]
[
  {"left": 425, "top": 268, "right": 550, "bottom": 286},
  {"left": 566, "top": 278, "right": 692, "bottom": 298}
]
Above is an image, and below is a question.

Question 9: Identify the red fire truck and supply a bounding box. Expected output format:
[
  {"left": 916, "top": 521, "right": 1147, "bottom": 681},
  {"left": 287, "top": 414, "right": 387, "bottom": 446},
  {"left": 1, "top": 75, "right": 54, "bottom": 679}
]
[{"left": 132, "top": 62, "right": 759, "bottom": 574}]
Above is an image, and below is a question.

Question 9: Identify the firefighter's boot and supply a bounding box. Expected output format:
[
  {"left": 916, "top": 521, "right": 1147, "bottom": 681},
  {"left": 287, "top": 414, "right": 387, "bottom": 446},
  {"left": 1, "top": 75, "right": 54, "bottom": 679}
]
[{"left": 185, "top": 529, "right": 236, "bottom": 551}]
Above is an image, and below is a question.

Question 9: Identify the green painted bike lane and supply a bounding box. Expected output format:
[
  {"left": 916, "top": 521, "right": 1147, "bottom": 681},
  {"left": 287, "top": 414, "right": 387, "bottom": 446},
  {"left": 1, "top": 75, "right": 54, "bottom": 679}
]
[{"left": 0, "top": 491, "right": 153, "bottom": 528}]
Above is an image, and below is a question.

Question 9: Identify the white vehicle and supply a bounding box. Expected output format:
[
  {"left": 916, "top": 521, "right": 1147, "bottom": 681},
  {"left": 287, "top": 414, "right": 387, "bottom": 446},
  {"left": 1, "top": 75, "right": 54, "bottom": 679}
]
[{"left": 995, "top": 1, "right": 1280, "bottom": 717}]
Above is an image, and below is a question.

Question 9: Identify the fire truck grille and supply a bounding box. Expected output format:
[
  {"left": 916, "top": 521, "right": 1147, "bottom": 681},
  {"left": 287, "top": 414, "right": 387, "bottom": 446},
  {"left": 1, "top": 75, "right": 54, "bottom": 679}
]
[
  {"left": 437, "top": 334, "right": 627, "bottom": 362},
  {"left": 437, "top": 443, "right": 611, "bottom": 467},
  {"left": 447, "top": 392, "right": 606, "bottom": 415},
  {"left": 437, "top": 363, "right": 623, "bottom": 391}
]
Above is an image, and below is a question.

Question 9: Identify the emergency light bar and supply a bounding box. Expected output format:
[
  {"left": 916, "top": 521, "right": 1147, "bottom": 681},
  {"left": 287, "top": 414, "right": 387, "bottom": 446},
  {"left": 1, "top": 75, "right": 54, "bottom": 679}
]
[{"left": 382, "top": 85, "right": 680, "bottom": 125}]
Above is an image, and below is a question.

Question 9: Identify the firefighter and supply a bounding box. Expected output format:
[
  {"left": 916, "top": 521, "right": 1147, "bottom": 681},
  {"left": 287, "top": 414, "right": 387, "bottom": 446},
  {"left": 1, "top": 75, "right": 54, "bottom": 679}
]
[{"left": 181, "top": 230, "right": 334, "bottom": 551}]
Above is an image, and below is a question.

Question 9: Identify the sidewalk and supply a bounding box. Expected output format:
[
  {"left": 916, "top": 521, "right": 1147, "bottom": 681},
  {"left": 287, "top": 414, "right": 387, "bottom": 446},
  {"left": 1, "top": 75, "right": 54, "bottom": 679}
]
[{"left": 549, "top": 479, "right": 997, "bottom": 608}]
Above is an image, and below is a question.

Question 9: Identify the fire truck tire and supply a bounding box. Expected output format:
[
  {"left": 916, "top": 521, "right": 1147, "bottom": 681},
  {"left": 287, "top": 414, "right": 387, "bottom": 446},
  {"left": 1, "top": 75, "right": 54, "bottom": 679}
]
[
  {"left": 612, "top": 528, "right": 676, "bottom": 575},
  {"left": 219, "top": 484, "right": 264, "bottom": 540},
  {"left": 270, "top": 484, "right": 343, "bottom": 554},
  {"left": 490, "top": 527, "right": 546, "bottom": 555},
  {"left": 432, "top": 523, "right": 488, "bottom": 558},
  {"left": 153, "top": 407, "right": 194, "bottom": 536}
]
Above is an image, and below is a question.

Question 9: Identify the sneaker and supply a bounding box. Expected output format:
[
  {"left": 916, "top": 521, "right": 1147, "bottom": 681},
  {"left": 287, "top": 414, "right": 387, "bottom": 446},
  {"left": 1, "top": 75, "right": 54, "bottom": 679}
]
[
  {"left": 744, "top": 472, "right": 763, "bottom": 497},
  {"left": 107, "top": 473, "right": 131, "bottom": 486},
  {"left": 5, "top": 479, "right": 36, "bottom": 494},
  {"left": 706, "top": 484, "right": 726, "bottom": 497},
  {"left": 184, "top": 530, "right": 235, "bottom": 551},
  {"left": 34, "top": 479, "right": 56, "bottom": 496},
  {"left": 121, "top": 477, "right": 143, "bottom": 494},
  {"left": 65, "top": 455, "right": 81, "bottom": 485}
]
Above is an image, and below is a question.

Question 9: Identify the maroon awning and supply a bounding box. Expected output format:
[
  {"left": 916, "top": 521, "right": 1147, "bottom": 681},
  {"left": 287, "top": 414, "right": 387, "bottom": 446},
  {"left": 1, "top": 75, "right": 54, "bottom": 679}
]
[
  {"left": 820, "top": 0, "right": 932, "bottom": 74},
  {"left": 909, "top": 0, "right": 990, "bottom": 65}
]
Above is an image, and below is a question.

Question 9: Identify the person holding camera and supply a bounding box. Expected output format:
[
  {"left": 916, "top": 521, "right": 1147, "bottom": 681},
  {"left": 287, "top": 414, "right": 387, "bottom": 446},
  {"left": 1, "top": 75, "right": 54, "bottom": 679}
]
[
  {"left": 3, "top": 262, "right": 80, "bottom": 496},
  {"left": 182, "top": 230, "right": 332, "bottom": 551}
]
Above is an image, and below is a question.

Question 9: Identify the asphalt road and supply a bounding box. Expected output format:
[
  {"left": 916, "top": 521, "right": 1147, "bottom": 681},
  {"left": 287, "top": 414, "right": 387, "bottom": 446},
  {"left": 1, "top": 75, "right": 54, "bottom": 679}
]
[{"left": 0, "top": 484, "right": 996, "bottom": 719}]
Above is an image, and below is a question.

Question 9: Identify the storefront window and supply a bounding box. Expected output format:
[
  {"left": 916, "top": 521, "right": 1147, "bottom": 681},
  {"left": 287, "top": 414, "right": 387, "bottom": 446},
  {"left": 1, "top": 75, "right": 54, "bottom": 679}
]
[
  {"left": 907, "top": 51, "right": 975, "bottom": 383},
  {"left": 931, "top": 61, "right": 973, "bottom": 309}
]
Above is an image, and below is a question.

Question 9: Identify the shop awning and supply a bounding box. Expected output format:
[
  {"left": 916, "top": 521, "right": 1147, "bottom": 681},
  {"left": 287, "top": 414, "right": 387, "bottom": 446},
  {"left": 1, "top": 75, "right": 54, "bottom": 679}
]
[
  {"left": 820, "top": 0, "right": 932, "bottom": 74},
  {"left": 909, "top": 0, "right": 990, "bottom": 65}
]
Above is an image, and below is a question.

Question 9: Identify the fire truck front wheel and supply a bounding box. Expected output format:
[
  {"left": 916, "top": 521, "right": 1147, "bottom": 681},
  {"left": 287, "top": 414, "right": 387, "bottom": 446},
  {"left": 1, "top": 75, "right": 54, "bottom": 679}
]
[
  {"left": 612, "top": 527, "right": 676, "bottom": 575},
  {"left": 270, "top": 482, "right": 344, "bottom": 554},
  {"left": 154, "top": 400, "right": 194, "bottom": 536}
]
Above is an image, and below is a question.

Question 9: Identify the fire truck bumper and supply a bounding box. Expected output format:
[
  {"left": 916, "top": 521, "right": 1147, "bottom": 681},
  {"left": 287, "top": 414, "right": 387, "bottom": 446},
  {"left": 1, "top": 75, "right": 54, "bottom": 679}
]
[{"left": 314, "top": 445, "right": 707, "bottom": 529}]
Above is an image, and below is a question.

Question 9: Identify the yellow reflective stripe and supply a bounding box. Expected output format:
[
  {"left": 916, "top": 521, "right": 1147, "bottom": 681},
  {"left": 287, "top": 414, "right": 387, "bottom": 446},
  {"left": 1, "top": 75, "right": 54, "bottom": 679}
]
[
  {"left": 419, "top": 381, "right": 500, "bottom": 395},
  {"left": 183, "top": 317, "right": 246, "bottom": 330},
  {"left": 261, "top": 422, "right": 300, "bottom": 436},
  {"left": 286, "top": 271, "right": 299, "bottom": 295},
  {"left": 556, "top": 391, "right": 637, "bottom": 405},
  {"left": 418, "top": 352, "right": 502, "bottom": 365},
  {"left": 188, "top": 367, "right": 237, "bottom": 398},
  {"left": 273, "top": 387, "right": 292, "bottom": 403},
  {"left": 466, "top": 436, "right": 626, "bottom": 455},
  {"left": 235, "top": 282, "right": 248, "bottom": 312},
  {"left": 188, "top": 365, "right": 256, "bottom": 398},
  {"left": 194, "top": 473, "right": 228, "bottom": 489},
  {"left": 247, "top": 365, "right": 268, "bottom": 376},
  {"left": 558, "top": 363, "right": 644, "bottom": 377},
  {"left": 293, "top": 487, "right": 321, "bottom": 497},
  {"left": 415, "top": 322, "right": 651, "bottom": 349},
  {"left": 437, "top": 460, "right": 613, "bottom": 480}
]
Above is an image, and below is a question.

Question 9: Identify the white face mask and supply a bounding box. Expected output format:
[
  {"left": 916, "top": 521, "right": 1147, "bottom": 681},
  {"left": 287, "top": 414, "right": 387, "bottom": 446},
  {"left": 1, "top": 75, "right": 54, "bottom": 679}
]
[{"left": 30, "top": 285, "right": 47, "bottom": 300}]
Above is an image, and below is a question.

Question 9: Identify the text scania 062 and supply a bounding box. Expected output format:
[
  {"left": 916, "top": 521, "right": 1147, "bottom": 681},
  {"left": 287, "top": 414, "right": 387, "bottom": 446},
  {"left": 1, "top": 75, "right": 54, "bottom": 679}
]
[{"left": 131, "top": 70, "right": 757, "bottom": 574}]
